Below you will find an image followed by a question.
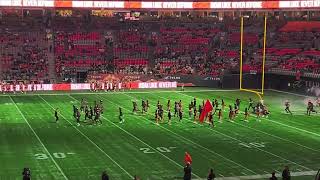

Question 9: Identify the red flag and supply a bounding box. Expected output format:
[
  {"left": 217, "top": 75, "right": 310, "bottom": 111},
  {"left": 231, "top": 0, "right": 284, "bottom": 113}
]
[
  {"left": 199, "top": 99, "right": 213, "bottom": 123},
  {"left": 184, "top": 152, "right": 192, "bottom": 165}
]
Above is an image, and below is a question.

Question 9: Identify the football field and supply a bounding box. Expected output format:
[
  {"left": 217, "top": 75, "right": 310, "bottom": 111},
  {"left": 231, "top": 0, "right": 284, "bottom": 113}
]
[{"left": 1, "top": 88, "right": 319, "bottom": 180}]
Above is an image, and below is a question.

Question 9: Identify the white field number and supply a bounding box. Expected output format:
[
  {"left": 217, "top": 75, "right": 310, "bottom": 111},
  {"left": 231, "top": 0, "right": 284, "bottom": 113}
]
[
  {"left": 34, "top": 152, "right": 75, "bottom": 160},
  {"left": 140, "top": 147, "right": 176, "bottom": 154},
  {"left": 239, "top": 142, "right": 266, "bottom": 148}
]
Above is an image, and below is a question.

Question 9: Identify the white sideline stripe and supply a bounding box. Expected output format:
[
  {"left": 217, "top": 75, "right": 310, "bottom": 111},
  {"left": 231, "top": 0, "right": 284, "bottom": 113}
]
[
  {"left": 67, "top": 94, "right": 203, "bottom": 178},
  {"left": 206, "top": 170, "right": 317, "bottom": 180},
  {"left": 0, "top": 89, "right": 240, "bottom": 97},
  {"left": 175, "top": 92, "right": 313, "bottom": 171},
  {"left": 119, "top": 93, "right": 256, "bottom": 174},
  {"left": 8, "top": 96, "right": 69, "bottom": 180},
  {"left": 37, "top": 95, "right": 134, "bottom": 179}
]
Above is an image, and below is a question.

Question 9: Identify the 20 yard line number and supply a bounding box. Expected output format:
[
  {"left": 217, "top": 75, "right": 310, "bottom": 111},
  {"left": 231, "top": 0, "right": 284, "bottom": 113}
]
[
  {"left": 239, "top": 142, "right": 266, "bottom": 148},
  {"left": 35, "top": 152, "right": 75, "bottom": 160},
  {"left": 140, "top": 147, "right": 176, "bottom": 154}
]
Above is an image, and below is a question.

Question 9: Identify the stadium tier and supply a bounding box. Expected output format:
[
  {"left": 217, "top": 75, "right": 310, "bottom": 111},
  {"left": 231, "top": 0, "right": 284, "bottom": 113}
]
[{"left": 0, "top": 6, "right": 320, "bottom": 180}]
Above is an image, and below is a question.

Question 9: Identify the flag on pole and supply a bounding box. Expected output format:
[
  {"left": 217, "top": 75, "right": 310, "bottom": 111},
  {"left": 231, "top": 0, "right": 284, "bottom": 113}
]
[
  {"left": 184, "top": 152, "right": 192, "bottom": 165},
  {"left": 199, "top": 99, "right": 213, "bottom": 123}
]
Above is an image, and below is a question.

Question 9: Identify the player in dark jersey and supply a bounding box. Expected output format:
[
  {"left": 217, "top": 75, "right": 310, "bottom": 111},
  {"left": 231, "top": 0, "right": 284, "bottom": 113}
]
[
  {"left": 158, "top": 105, "right": 164, "bottom": 122},
  {"left": 75, "top": 108, "right": 81, "bottom": 126},
  {"left": 188, "top": 103, "right": 193, "bottom": 119},
  {"left": 141, "top": 100, "right": 146, "bottom": 114},
  {"left": 208, "top": 111, "right": 214, "bottom": 127},
  {"left": 234, "top": 103, "right": 239, "bottom": 115},
  {"left": 119, "top": 107, "right": 124, "bottom": 123},
  {"left": 174, "top": 102, "right": 178, "bottom": 117},
  {"left": 178, "top": 108, "right": 183, "bottom": 122},
  {"left": 218, "top": 109, "right": 223, "bottom": 123},
  {"left": 94, "top": 107, "right": 102, "bottom": 125},
  {"left": 89, "top": 106, "right": 94, "bottom": 121},
  {"left": 155, "top": 109, "right": 159, "bottom": 125},
  {"left": 193, "top": 98, "right": 197, "bottom": 108},
  {"left": 228, "top": 105, "right": 234, "bottom": 122},
  {"left": 193, "top": 107, "right": 197, "bottom": 123},
  {"left": 221, "top": 99, "right": 225, "bottom": 112},
  {"left": 236, "top": 98, "right": 241, "bottom": 109},
  {"left": 54, "top": 108, "right": 59, "bottom": 123},
  {"left": 167, "top": 100, "right": 171, "bottom": 111},
  {"left": 73, "top": 105, "right": 77, "bottom": 119},
  {"left": 80, "top": 98, "right": 86, "bottom": 112},
  {"left": 284, "top": 100, "right": 292, "bottom": 115},
  {"left": 307, "top": 101, "right": 317, "bottom": 116},
  {"left": 84, "top": 105, "right": 89, "bottom": 121},
  {"left": 146, "top": 100, "right": 150, "bottom": 111},
  {"left": 244, "top": 107, "right": 249, "bottom": 122},
  {"left": 168, "top": 109, "right": 172, "bottom": 125},
  {"left": 99, "top": 100, "right": 104, "bottom": 114},
  {"left": 248, "top": 98, "right": 254, "bottom": 111},
  {"left": 132, "top": 101, "right": 138, "bottom": 114},
  {"left": 214, "top": 99, "right": 219, "bottom": 109},
  {"left": 198, "top": 105, "right": 203, "bottom": 119}
]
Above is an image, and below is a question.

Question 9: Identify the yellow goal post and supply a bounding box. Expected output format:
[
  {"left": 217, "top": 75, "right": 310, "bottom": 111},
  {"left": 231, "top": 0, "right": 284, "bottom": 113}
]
[{"left": 239, "top": 16, "right": 267, "bottom": 102}]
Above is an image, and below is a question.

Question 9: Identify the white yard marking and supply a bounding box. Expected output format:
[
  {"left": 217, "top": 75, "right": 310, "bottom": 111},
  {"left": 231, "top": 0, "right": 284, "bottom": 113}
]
[
  {"left": 38, "top": 95, "right": 134, "bottom": 179},
  {"left": 9, "top": 96, "right": 68, "bottom": 180},
  {"left": 114, "top": 93, "right": 256, "bottom": 174},
  {"left": 68, "top": 94, "right": 202, "bottom": 178},
  {"left": 173, "top": 92, "right": 313, "bottom": 171}
]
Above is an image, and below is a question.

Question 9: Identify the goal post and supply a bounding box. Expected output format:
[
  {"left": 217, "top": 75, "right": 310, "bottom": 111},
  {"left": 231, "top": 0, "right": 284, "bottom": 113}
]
[{"left": 239, "top": 16, "right": 267, "bottom": 101}]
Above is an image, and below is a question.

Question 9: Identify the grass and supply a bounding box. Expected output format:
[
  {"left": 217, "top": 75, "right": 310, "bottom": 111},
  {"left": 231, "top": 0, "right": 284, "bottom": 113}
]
[{"left": 0, "top": 88, "right": 319, "bottom": 180}]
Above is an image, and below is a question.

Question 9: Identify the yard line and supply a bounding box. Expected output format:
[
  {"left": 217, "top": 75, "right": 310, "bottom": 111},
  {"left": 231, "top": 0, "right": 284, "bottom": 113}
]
[
  {"left": 266, "top": 119, "right": 320, "bottom": 137},
  {"left": 38, "top": 95, "right": 134, "bottom": 179},
  {"left": 154, "top": 93, "right": 319, "bottom": 153},
  {"left": 67, "top": 94, "right": 202, "bottom": 179},
  {"left": 110, "top": 93, "right": 256, "bottom": 174},
  {"left": 9, "top": 96, "right": 68, "bottom": 180},
  {"left": 174, "top": 92, "right": 314, "bottom": 171},
  {"left": 232, "top": 122, "right": 320, "bottom": 153}
]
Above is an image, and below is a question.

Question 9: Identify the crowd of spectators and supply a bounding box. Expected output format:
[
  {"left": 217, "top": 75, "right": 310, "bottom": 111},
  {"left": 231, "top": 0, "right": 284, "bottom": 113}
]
[{"left": 1, "top": 16, "right": 320, "bottom": 82}]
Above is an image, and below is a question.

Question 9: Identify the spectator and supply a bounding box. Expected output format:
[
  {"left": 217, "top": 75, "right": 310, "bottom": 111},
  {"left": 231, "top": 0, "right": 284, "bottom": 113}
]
[
  {"left": 101, "top": 171, "right": 109, "bottom": 180},
  {"left": 207, "top": 168, "right": 216, "bottom": 180},
  {"left": 270, "top": 171, "right": 278, "bottom": 180},
  {"left": 282, "top": 166, "right": 291, "bottom": 180},
  {"left": 183, "top": 162, "right": 192, "bottom": 180}
]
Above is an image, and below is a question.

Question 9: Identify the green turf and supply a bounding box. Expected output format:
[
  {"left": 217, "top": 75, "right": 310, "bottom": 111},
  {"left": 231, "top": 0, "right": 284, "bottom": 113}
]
[{"left": 1, "top": 88, "right": 319, "bottom": 180}]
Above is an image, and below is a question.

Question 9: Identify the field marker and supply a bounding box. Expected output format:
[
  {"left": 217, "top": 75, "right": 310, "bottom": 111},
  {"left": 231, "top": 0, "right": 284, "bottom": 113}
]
[
  {"left": 110, "top": 93, "right": 257, "bottom": 174},
  {"left": 68, "top": 94, "right": 203, "bottom": 178},
  {"left": 171, "top": 92, "right": 314, "bottom": 171},
  {"left": 233, "top": 122, "right": 320, "bottom": 153},
  {"left": 38, "top": 95, "right": 134, "bottom": 179},
  {"left": 8, "top": 96, "right": 68, "bottom": 180}
]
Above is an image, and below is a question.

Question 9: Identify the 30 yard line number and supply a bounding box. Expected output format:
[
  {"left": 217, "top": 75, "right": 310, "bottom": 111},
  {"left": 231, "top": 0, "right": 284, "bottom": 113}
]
[
  {"left": 140, "top": 147, "right": 176, "bottom": 154},
  {"left": 35, "top": 152, "right": 75, "bottom": 160}
]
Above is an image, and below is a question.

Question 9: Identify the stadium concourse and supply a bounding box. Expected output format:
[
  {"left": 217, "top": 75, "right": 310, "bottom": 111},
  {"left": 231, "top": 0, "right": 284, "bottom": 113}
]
[{"left": 0, "top": 7, "right": 320, "bottom": 180}]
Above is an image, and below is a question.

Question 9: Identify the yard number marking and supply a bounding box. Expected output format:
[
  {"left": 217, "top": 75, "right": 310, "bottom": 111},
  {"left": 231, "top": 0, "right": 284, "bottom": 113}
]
[
  {"left": 140, "top": 147, "right": 176, "bottom": 154},
  {"left": 35, "top": 152, "right": 75, "bottom": 160},
  {"left": 239, "top": 142, "right": 266, "bottom": 148}
]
